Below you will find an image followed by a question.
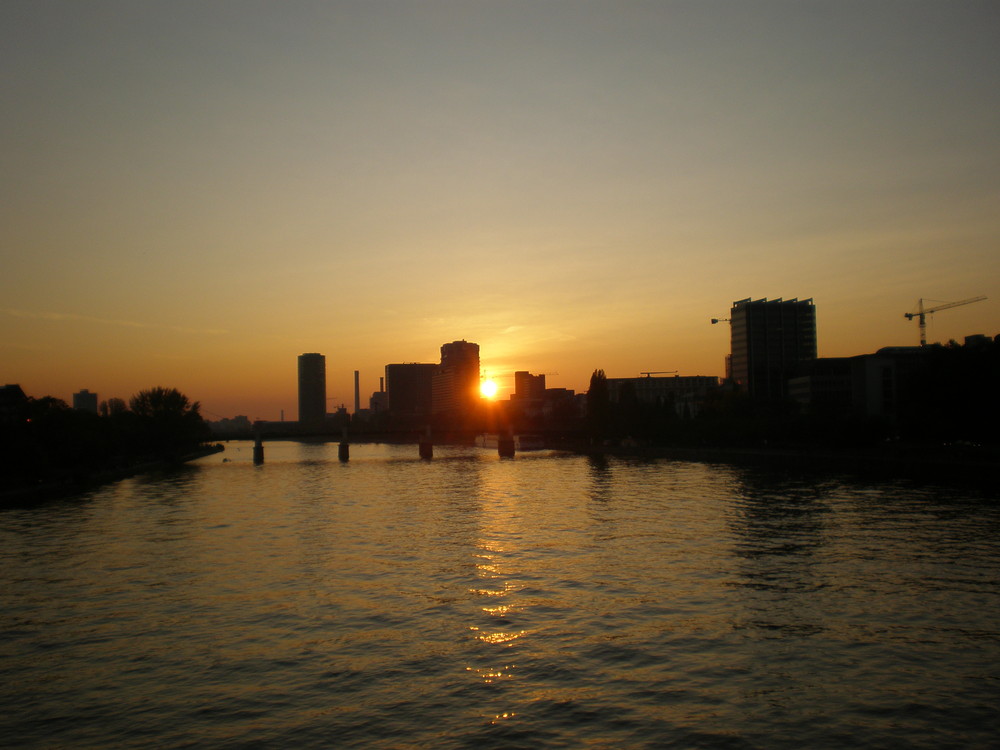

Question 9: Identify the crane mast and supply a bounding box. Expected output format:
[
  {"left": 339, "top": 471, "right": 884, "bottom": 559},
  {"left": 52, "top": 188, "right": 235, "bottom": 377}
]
[{"left": 904, "top": 296, "right": 986, "bottom": 346}]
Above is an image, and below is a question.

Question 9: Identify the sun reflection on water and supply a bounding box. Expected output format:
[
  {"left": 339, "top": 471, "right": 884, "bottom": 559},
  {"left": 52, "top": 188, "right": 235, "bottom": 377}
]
[
  {"left": 465, "top": 665, "right": 517, "bottom": 684},
  {"left": 469, "top": 627, "right": 526, "bottom": 645},
  {"left": 482, "top": 604, "right": 514, "bottom": 617},
  {"left": 464, "top": 485, "right": 532, "bottom": 694}
]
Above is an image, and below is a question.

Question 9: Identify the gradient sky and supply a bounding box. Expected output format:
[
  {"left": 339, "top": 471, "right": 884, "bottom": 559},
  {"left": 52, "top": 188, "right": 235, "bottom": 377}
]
[{"left": 3, "top": 0, "right": 999, "bottom": 420}]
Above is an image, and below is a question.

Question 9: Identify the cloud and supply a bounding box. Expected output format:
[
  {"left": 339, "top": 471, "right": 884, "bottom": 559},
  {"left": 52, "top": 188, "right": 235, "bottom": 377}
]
[{"left": 2, "top": 308, "right": 228, "bottom": 336}]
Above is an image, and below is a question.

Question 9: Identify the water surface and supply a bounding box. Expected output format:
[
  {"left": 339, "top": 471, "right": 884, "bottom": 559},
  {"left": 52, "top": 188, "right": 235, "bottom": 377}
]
[{"left": 2, "top": 442, "right": 998, "bottom": 748}]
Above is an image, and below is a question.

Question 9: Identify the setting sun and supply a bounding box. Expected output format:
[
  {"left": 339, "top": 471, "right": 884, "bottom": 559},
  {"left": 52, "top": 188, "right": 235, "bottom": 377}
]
[{"left": 480, "top": 379, "right": 498, "bottom": 399}]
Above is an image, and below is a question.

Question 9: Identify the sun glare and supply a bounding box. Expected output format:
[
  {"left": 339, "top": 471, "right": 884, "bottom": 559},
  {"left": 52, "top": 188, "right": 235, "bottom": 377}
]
[{"left": 480, "top": 379, "right": 498, "bottom": 399}]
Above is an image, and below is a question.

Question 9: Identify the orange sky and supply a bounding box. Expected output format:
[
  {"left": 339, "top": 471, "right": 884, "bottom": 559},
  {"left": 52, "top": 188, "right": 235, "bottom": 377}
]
[{"left": 3, "top": 1, "right": 999, "bottom": 420}]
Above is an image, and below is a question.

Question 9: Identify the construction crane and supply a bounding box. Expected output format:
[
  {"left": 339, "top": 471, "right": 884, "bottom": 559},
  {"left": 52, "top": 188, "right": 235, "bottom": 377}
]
[
  {"left": 904, "top": 296, "right": 987, "bottom": 346},
  {"left": 640, "top": 371, "right": 677, "bottom": 377}
]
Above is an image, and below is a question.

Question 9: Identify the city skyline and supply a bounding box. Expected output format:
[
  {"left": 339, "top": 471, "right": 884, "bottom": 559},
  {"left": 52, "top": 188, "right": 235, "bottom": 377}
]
[
  {"left": 3, "top": 1, "right": 999, "bottom": 420},
  {"left": 13, "top": 300, "right": 997, "bottom": 424}
]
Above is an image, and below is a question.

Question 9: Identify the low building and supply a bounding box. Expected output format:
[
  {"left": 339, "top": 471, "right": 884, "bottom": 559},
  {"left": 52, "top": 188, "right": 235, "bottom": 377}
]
[
  {"left": 606, "top": 375, "right": 720, "bottom": 415},
  {"left": 790, "top": 345, "right": 973, "bottom": 422}
]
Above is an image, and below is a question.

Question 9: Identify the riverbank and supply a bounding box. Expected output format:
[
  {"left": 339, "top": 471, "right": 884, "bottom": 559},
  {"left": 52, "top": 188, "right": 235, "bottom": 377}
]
[{"left": 0, "top": 443, "right": 225, "bottom": 508}]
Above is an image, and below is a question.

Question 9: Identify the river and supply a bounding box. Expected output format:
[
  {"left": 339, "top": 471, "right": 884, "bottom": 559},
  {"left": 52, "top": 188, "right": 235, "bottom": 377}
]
[{"left": 2, "top": 441, "right": 998, "bottom": 748}]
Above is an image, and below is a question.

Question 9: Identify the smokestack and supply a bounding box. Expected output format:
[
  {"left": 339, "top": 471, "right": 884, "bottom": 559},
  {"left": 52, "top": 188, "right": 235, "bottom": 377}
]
[{"left": 354, "top": 370, "right": 360, "bottom": 414}]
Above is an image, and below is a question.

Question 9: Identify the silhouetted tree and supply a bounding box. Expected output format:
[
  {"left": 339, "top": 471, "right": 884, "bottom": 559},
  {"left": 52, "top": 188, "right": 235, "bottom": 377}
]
[
  {"left": 99, "top": 397, "right": 128, "bottom": 417},
  {"left": 1, "top": 396, "right": 112, "bottom": 488},
  {"left": 2, "top": 386, "right": 215, "bottom": 492},
  {"left": 587, "top": 369, "right": 610, "bottom": 442},
  {"left": 128, "top": 386, "right": 209, "bottom": 458}
]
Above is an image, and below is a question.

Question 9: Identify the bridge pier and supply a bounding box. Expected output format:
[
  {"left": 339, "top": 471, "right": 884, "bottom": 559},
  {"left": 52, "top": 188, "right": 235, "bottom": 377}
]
[
  {"left": 497, "top": 434, "right": 515, "bottom": 458},
  {"left": 253, "top": 433, "right": 264, "bottom": 465},
  {"left": 338, "top": 428, "right": 349, "bottom": 462},
  {"left": 419, "top": 427, "right": 433, "bottom": 459}
]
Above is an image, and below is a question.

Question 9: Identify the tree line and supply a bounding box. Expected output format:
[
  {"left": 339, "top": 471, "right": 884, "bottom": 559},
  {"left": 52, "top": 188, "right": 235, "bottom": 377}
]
[{"left": 1, "top": 386, "right": 211, "bottom": 492}]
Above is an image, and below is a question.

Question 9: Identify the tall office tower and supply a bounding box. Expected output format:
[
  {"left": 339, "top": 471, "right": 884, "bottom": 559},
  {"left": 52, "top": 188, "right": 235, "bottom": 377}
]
[
  {"left": 730, "top": 298, "right": 817, "bottom": 401},
  {"left": 514, "top": 371, "right": 546, "bottom": 401},
  {"left": 432, "top": 340, "right": 481, "bottom": 415},
  {"left": 73, "top": 389, "right": 98, "bottom": 413},
  {"left": 385, "top": 363, "right": 437, "bottom": 416},
  {"left": 298, "top": 353, "right": 327, "bottom": 424}
]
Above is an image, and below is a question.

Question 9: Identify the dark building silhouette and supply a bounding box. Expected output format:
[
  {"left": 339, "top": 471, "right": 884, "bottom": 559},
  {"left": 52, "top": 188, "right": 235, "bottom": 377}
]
[
  {"left": 513, "top": 371, "right": 546, "bottom": 401},
  {"left": 432, "top": 340, "right": 480, "bottom": 416},
  {"left": 73, "top": 389, "right": 98, "bottom": 414},
  {"left": 207, "top": 415, "right": 253, "bottom": 438},
  {"left": 385, "top": 363, "right": 436, "bottom": 417},
  {"left": 298, "top": 353, "right": 327, "bottom": 425},
  {"left": 607, "top": 375, "right": 720, "bottom": 417},
  {"left": 789, "top": 346, "right": 944, "bottom": 421},
  {"left": 369, "top": 376, "right": 387, "bottom": 414},
  {"left": 730, "top": 297, "right": 817, "bottom": 401},
  {"left": 789, "top": 336, "right": 999, "bottom": 444},
  {"left": 369, "top": 390, "right": 388, "bottom": 414}
]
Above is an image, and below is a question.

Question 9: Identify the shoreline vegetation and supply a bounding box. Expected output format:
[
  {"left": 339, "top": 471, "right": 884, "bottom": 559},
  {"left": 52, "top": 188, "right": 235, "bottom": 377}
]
[{"left": 1, "top": 386, "right": 220, "bottom": 506}]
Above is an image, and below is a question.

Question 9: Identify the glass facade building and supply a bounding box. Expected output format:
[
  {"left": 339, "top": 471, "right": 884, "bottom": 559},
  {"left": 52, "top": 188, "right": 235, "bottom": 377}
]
[{"left": 730, "top": 298, "right": 817, "bottom": 401}]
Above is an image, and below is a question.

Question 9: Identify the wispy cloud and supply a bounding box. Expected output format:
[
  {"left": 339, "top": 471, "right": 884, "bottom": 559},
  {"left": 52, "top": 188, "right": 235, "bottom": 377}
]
[{"left": 2, "top": 309, "right": 228, "bottom": 336}]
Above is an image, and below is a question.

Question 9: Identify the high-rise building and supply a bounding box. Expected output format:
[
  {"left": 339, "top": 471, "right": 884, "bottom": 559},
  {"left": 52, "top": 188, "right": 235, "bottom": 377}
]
[
  {"left": 729, "top": 297, "right": 817, "bottom": 401},
  {"left": 385, "top": 363, "right": 437, "bottom": 416},
  {"left": 73, "top": 389, "right": 98, "bottom": 414},
  {"left": 432, "top": 340, "right": 480, "bottom": 415},
  {"left": 513, "top": 371, "right": 546, "bottom": 401},
  {"left": 298, "top": 353, "right": 326, "bottom": 424}
]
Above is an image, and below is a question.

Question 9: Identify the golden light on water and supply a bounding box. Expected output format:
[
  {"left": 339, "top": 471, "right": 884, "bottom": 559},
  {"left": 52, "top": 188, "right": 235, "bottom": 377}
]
[
  {"left": 465, "top": 665, "right": 517, "bottom": 684},
  {"left": 473, "top": 629, "right": 526, "bottom": 645}
]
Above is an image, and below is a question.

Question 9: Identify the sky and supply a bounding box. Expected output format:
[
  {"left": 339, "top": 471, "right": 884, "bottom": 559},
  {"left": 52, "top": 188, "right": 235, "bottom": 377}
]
[{"left": 3, "top": 0, "right": 999, "bottom": 420}]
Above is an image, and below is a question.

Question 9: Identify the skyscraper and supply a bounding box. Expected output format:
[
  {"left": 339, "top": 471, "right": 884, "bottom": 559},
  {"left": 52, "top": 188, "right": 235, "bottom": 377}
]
[
  {"left": 432, "top": 340, "right": 480, "bottom": 415},
  {"left": 729, "top": 298, "right": 817, "bottom": 401},
  {"left": 298, "top": 353, "right": 326, "bottom": 425}
]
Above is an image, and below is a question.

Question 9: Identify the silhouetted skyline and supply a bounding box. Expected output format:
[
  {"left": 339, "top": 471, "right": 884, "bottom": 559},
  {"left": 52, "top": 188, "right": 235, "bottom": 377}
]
[{"left": 2, "top": 2, "right": 998, "bottom": 420}]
